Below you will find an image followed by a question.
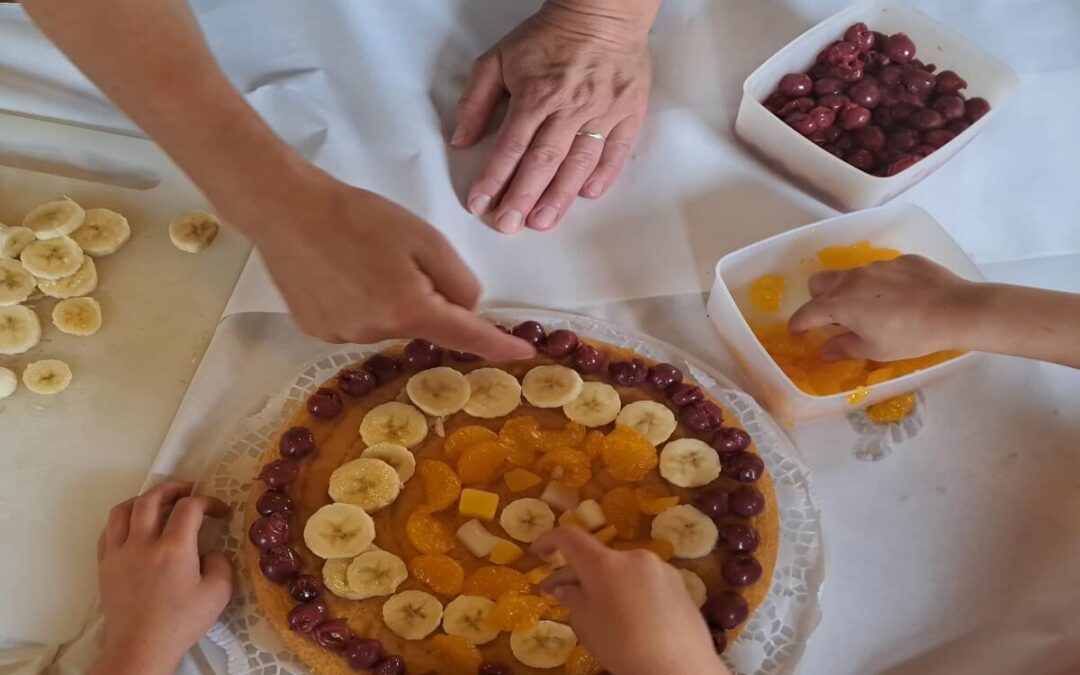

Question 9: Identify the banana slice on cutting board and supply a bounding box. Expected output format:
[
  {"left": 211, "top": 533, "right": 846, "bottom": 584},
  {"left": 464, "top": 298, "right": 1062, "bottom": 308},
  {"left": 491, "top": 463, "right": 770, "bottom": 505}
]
[
  {"left": 406, "top": 366, "right": 470, "bottom": 416},
  {"left": 382, "top": 590, "right": 443, "bottom": 640},
  {"left": 442, "top": 595, "right": 500, "bottom": 645},
  {"left": 22, "top": 197, "right": 85, "bottom": 240},
  {"left": 463, "top": 367, "right": 521, "bottom": 418},
  {"left": 359, "top": 401, "right": 428, "bottom": 448},
  {"left": 303, "top": 502, "right": 376, "bottom": 559},
  {"left": 0, "top": 225, "right": 35, "bottom": 259},
  {"left": 346, "top": 549, "right": 409, "bottom": 599},
  {"left": 617, "top": 400, "right": 678, "bottom": 445},
  {"left": 0, "top": 366, "right": 17, "bottom": 399},
  {"left": 659, "top": 438, "right": 721, "bottom": 488},
  {"left": 562, "top": 381, "right": 621, "bottom": 427},
  {"left": 651, "top": 505, "right": 718, "bottom": 559},
  {"left": 168, "top": 210, "right": 220, "bottom": 253},
  {"left": 0, "top": 259, "right": 35, "bottom": 306},
  {"left": 677, "top": 568, "right": 708, "bottom": 608},
  {"left": 329, "top": 457, "right": 402, "bottom": 513},
  {"left": 322, "top": 558, "right": 367, "bottom": 600},
  {"left": 22, "top": 359, "right": 72, "bottom": 395},
  {"left": 500, "top": 498, "right": 556, "bottom": 543},
  {"left": 20, "top": 236, "right": 84, "bottom": 280},
  {"left": 71, "top": 208, "right": 131, "bottom": 257},
  {"left": 0, "top": 305, "right": 42, "bottom": 355},
  {"left": 521, "top": 365, "right": 583, "bottom": 408},
  {"left": 360, "top": 442, "right": 416, "bottom": 483},
  {"left": 510, "top": 620, "right": 578, "bottom": 669},
  {"left": 37, "top": 256, "right": 97, "bottom": 299},
  {"left": 52, "top": 297, "right": 102, "bottom": 336}
]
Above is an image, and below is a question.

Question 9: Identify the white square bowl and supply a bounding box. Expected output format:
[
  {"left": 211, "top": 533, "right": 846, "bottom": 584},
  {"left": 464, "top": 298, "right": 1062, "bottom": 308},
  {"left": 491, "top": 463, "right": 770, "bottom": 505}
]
[
  {"left": 735, "top": 0, "right": 1019, "bottom": 212},
  {"left": 706, "top": 202, "right": 985, "bottom": 422}
]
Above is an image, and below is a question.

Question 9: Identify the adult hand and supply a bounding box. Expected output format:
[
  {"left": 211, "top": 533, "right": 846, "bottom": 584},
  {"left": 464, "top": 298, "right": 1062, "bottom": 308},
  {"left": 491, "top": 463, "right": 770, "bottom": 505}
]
[
  {"left": 532, "top": 527, "right": 730, "bottom": 675},
  {"left": 788, "top": 254, "right": 977, "bottom": 361},
  {"left": 90, "top": 481, "right": 231, "bottom": 675},
  {"left": 453, "top": 0, "right": 656, "bottom": 233},
  {"left": 229, "top": 167, "right": 534, "bottom": 360}
]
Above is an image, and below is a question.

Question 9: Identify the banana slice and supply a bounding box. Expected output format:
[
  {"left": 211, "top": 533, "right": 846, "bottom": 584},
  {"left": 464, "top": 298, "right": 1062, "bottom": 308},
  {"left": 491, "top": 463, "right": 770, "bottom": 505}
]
[
  {"left": 168, "top": 210, "right": 220, "bottom": 253},
  {"left": 562, "top": 381, "right": 621, "bottom": 427},
  {"left": 616, "top": 400, "right": 678, "bottom": 445},
  {"left": 359, "top": 401, "right": 428, "bottom": 448},
  {"left": 0, "top": 366, "right": 16, "bottom": 399},
  {"left": 346, "top": 549, "right": 409, "bottom": 599},
  {"left": 37, "top": 257, "right": 97, "bottom": 299},
  {"left": 20, "top": 236, "right": 84, "bottom": 280},
  {"left": 322, "top": 558, "right": 366, "bottom": 600},
  {"left": 22, "top": 197, "right": 85, "bottom": 240},
  {"left": 0, "top": 259, "right": 35, "bottom": 306},
  {"left": 382, "top": 590, "right": 443, "bottom": 640},
  {"left": 52, "top": 297, "right": 102, "bottom": 336},
  {"left": 510, "top": 621, "right": 577, "bottom": 669},
  {"left": 463, "top": 367, "right": 522, "bottom": 418},
  {"left": 678, "top": 568, "right": 708, "bottom": 608},
  {"left": 659, "top": 438, "right": 722, "bottom": 488},
  {"left": 442, "top": 595, "right": 500, "bottom": 645},
  {"left": 0, "top": 225, "right": 35, "bottom": 259},
  {"left": 22, "top": 359, "right": 72, "bottom": 395},
  {"left": 303, "top": 502, "right": 376, "bottom": 559},
  {"left": 651, "top": 505, "right": 718, "bottom": 559},
  {"left": 70, "top": 208, "right": 131, "bottom": 256},
  {"left": 521, "top": 365, "right": 583, "bottom": 408},
  {"left": 0, "top": 305, "right": 42, "bottom": 355},
  {"left": 329, "top": 457, "right": 402, "bottom": 512},
  {"left": 500, "top": 498, "right": 556, "bottom": 543},
  {"left": 406, "top": 366, "right": 470, "bottom": 417},
  {"left": 360, "top": 442, "right": 416, "bottom": 483}
]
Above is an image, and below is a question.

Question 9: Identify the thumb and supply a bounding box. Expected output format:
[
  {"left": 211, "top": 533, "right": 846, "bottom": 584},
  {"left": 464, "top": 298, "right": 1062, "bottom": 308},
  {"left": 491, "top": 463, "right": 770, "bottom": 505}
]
[
  {"left": 453, "top": 53, "right": 504, "bottom": 148},
  {"left": 819, "top": 332, "right": 870, "bottom": 361},
  {"left": 201, "top": 550, "right": 234, "bottom": 607}
]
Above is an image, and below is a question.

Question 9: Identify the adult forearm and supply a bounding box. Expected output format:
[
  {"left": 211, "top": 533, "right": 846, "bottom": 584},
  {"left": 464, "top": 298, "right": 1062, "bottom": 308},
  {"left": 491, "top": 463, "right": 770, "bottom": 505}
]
[
  {"left": 959, "top": 283, "right": 1080, "bottom": 368},
  {"left": 20, "top": 0, "right": 312, "bottom": 242}
]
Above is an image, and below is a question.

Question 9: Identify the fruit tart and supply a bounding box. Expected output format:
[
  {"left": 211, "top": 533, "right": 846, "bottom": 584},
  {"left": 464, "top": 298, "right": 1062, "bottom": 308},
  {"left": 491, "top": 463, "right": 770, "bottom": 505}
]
[{"left": 245, "top": 321, "right": 779, "bottom": 675}]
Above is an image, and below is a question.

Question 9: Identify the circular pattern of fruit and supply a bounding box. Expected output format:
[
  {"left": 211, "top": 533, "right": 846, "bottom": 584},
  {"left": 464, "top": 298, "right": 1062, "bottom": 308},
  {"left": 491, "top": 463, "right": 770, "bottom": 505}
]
[{"left": 245, "top": 321, "right": 779, "bottom": 675}]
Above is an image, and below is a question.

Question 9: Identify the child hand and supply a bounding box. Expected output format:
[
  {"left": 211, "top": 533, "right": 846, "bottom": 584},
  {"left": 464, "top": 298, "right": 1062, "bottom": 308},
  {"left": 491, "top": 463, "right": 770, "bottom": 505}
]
[
  {"left": 90, "top": 480, "right": 232, "bottom": 675},
  {"left": 532, "top": 527, "right": 729, "bottom": 675},
  {"left": 788, "top": 254, "right": 977, "bottom": 361}
]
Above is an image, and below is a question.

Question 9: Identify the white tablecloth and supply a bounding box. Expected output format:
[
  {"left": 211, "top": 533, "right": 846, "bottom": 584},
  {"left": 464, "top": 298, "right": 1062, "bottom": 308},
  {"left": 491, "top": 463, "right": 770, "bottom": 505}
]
[{"left": 2, "top": 0, "right": 1079, "bottom": 673}]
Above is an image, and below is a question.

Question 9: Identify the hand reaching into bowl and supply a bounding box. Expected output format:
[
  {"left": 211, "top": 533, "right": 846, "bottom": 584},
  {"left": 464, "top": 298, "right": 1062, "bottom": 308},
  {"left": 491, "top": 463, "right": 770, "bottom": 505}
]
[{"left": 453, "top": 0, "right": 657, "bottom": 234}]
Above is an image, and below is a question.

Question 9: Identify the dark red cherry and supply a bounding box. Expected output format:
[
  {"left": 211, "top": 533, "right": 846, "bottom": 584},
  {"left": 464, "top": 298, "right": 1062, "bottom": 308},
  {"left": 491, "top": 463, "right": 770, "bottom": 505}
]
[
  {"left": 886, "top": 127, "right": 919, "bottom": 151},
  {"left": 346, "top": 638, "right": 385, "bottom": 669},
  {"left": 965, "top": 97, "right": 991, "bottom": 122},
  {"left": 288, "top": 601, "right": 328, "bottom": 633},
  {"left": 722, "top": 555, "right": 763, "bottom": 587},
  {"left": 705, "top": 591, "right": 750, "bottom": 629},
  {"left": 374, "top": 656, "right": 407, "bottom": 675},
  {"left": 279, "top": 426, "right": 316, "bottom": 460},
  {"left": 712, "top": 427, "right": 751, "bottom": 453},
  {"left": 933, "top": 95, "right": 966, "bottom": 121},
  {"left": 855, "top": 125, "right": 886, "bottom": 150},
  {"left": 572, "top": 344, "right": 607, "bottom": 374},
  {"left": 838, "top": 104, "right": 871, "bottom": 130},
  {"left": 778, "top": 73, "right": 813, "bottom": 97},
  {"left": 256, "top": 490, "right": 295, "bottom": 516},
  {"left": 883, "top": 33, "right": 916, "bottom": 63},
  {"left": 922, "top": 129, "right": 956, "bottom": 149},
  {"left": 363, "top": 354, "right": 400, "bottom": 384},
  {"left": 679, "top": 401, "right": 722, "bottom": 432},
  {"left": 845, "top": 148, "right": 876, "bottom": 172},
  {"left": 338, "top": 368, "right": 377, "bottom": 397},
  {"left": 313, "top": 618, "right": 353, "bottom": 651},
  {"left": 647, "top": 363, "right": 683, "bottom": 390},
  {"left": 692, "top": 488, "right": 729, "bottom": 519},
  {"left": 722, "top": 451, "right": 764, "bottom": 483},
  {"left": 818, "top": 94, "right": 851, "bottom": 112},
  {"left": 813, "top": 77, "right": 845, "bottom": 96},
  {"left": 402, "top": 339, "right": 444, "bottom": 370},
  {"left": 307, "top": 388, "right": 343, "bottom": 420},
  {"left": 259, "top": 459, "right": 299, "bottom": 488},
  {"left": 544, "top": 329, "right": 579, "bottom": 357},
  {"left": 609, "top": 359, "right": 648, "bottom": 387},
  {"left": 667, "top": 382, "right": 704, "bottom": 407},
  {"left": 808, "top": 106, "right": 835, "bottom": 130},
  {"left": 249, "top": 512, "right": 290, "bottom": 551},
  {"left": 718, "top": 524, "right": 761, "bottom": 554},
  {"left": 479, "top": 663, "right": 513, "bottom": 675},
  {"left": 289, "top": 574, "right": 322, "bottom": 603},
  {"left": 934, "top": 70, "right": 968, "bottom": 95},
  {"left": 512, "top": 321, "right": 547, "bottom": 348},
  {"left": 785, "top": 112, "right": 817, "bottom": 136},
  {"left": 729, "top": 486, "right": 766, "bottom": 517},
  {"left": 259, "top": 545, "right": 302, "bottom": 583},
  {"left": 843, "top": 22, "right": 876, "bottom": 52}
]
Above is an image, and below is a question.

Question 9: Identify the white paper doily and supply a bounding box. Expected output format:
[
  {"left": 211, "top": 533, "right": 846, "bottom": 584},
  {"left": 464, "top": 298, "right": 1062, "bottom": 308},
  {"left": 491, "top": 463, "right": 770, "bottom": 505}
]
[{"left": 199, "top": 309, "right": 825, "bottom": 675}]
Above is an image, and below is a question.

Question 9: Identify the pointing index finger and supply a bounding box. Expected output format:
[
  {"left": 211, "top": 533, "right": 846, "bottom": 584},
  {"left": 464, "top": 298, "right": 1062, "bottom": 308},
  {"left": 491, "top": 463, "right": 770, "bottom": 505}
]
[{"left": 531, "top": 526, "right": 610, "bottom": 584}]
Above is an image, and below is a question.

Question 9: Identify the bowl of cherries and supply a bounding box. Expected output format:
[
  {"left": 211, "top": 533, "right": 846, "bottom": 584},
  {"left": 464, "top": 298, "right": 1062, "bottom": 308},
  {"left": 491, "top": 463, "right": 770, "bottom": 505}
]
[{"left": 735, "top": 0, "right": 1018, "bottom": 211}]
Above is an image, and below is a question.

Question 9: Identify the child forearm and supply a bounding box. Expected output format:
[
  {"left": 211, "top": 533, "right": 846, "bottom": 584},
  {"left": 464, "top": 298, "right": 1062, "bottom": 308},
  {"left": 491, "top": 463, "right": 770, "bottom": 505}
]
[{"left": 957, "top": 283, "right": 1080, "bottom": 368}]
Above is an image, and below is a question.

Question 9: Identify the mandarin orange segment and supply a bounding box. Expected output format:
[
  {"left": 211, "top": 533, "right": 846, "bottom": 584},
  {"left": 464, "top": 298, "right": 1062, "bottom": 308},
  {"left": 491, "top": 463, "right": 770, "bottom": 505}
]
[
  {"left": 634, "top": 486, "right": 679, "bottom": 515},
  {"left": 816, "top": 240, "right": 902, "bottom": 269},
  {"left": 500, "top": 416, "right": 543, "bottom": 466},
  {"left": 456, "top": 440, "right": 510, "bottom": 484},
  {"left": 504, "top": 468, "right": 543, "bottom": 493},
  {"left": 536, "top": 446, "right": 592, "bottom": 489},
  {"left": 408, "top": 554, "right": 465, "bottom": 595},
  {"left": 753, "top": 322, "right": 828, "bottom": 359},
  {"left": 431, "top": 634, "right": 483, "bottom": 675},
  {"left": 444, "top": 425, "right": 497, "bottom": 462},
  {"left": 539, "top": 592, "right": 572, "bottom": 622},
  {"left": 565, "top": 646, "right": 604, "bottom": 675},
  {"left": 486, "top": 591, "right": 549, "bottom": 631},
  {"left": 582, "top": 430, "right": 606, "bottom": 459},
  {"left": 600, "top": 427, "right": 658, "bottom": 481},
  {"left": 416, "top": 459, "right": 461, "bottom": 513},
  {"left": 600, "top": 486, "right": 641, "bottom": 540},
  {"left": 405, "top": 511, "right": 456, "bottom": 554},
  {"left": 867, "top": 392, "right": 917, "bottom": 424},
  {"left": 611, "top": 539, "right": 675, "bottom": 561},
  {"left": 538, "top": 421, "right": 587, "bottom": 450},
  {"left": 865, "top": 366, "right": 895, "bottom": 385},
  {"left": 749, "top": 274, "right": 786, "bottom": 313},
  {"left": 807, "top": 358, "right": 867, "bottom": 396},
  {"left": 462, "top": 566, "right": 532, "bottom": 600}
]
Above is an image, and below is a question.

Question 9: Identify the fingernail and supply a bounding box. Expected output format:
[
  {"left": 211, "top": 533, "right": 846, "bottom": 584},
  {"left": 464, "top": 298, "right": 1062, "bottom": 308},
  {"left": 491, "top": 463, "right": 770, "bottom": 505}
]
[
  {"left": 496, "top": 209, "right": 524, "bottom": 233},
  {"left": 584, "top": 179, "right": 605, "bottom": 197},
  {"left": 531, "top": 206, "right": 559, "bottom": 230},
  {"left": 450, "top": 124, "right": 468, "bottom": 146},
  {"left": 468, "top": 193, "right": 491, "bottom": 215}
]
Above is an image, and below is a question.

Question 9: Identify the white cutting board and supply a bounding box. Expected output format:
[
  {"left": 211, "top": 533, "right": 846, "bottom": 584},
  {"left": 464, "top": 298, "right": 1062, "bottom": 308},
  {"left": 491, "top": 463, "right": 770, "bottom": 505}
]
[{"left": 0, "top": 113, "right": 250, "bottom": 644}]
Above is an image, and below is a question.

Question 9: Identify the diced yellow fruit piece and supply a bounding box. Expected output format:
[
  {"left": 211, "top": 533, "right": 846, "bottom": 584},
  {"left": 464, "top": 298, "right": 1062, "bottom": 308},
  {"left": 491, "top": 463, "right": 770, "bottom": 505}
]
[
  {"left": 542, "top": 550, "right": 567, "bottom": 569},
  {"left": 456, "top": 519, "right": 500, "bottom": 557},
  {"left": 558, "top": 510, "right": 581, "bottom": 527},
  {"left": 525, "top": 564, "right": 554, "bottom": 585},
  {"left": 458, "top": 488, "right": 500, "bottom": 521},
  {"left": 748, "top": 274, "right": 786, "bottom": 313},
  {"left": 593, "top": 524, "right": 618, "bottom": 544},
  {"left": 817, "top": 240, "right": 902, "bottom": 270},
  {"left": 503, "top": 468, "right": 543, "bottom": 493},
  {"left": 489, "top": 539, "right": 525, "bottom": 565},
  {"left": 574, "top": 499, "right": 607, "bottom": 530}
]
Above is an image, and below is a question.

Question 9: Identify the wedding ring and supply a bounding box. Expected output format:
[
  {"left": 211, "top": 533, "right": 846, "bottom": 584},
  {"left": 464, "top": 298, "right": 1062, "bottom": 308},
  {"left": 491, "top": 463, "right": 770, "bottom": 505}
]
[{"left": 575, "top": 130, "right": 606, "bottom": 142}]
